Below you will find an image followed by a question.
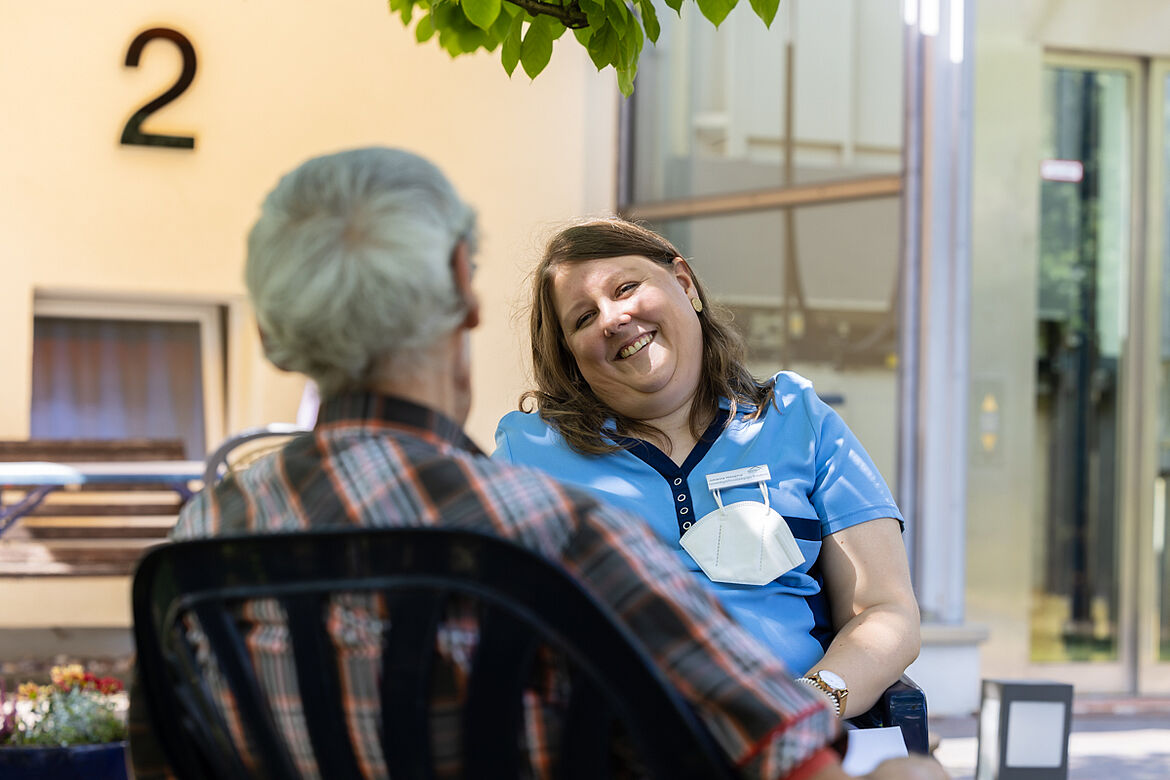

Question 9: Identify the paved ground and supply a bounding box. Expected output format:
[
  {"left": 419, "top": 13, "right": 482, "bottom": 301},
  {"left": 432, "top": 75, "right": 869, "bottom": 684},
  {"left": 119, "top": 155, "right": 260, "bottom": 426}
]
[{"left": 931, "top": 700, "right": 1170, "bottom": 779}]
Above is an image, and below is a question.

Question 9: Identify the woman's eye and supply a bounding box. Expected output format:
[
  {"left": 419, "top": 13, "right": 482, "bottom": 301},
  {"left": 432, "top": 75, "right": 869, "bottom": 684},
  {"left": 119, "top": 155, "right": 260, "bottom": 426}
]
[
  {"left": 574, "top": 311, "right": 595, "bottom": 330},
  {"left": 617, "top": 282, "right": 639, "bottom": 296}
]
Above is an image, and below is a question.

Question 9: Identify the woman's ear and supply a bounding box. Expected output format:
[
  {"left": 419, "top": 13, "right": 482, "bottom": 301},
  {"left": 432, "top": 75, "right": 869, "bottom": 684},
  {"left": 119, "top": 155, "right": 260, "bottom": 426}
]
[
  {"left": 451, "top": 240, "right": 481, "bottom": 330},
  {"left": 671, "top": 256, "right": 698, "bottom": 298}
]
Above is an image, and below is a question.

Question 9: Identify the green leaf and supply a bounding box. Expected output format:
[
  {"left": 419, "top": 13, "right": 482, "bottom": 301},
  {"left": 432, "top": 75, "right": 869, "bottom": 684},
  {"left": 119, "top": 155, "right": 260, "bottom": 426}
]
[
  {"left": 391, "top": 0, "right": 416, "bottom": 26},
  {"left": 636, "top": 0, "right": 660, "bottom": 43},
  {"left": 580, "top": 0, "right": 608, "bottom": 30},
  {"left": 502, "top": 14, "right": 524, "bottom": 75},
  {"left": 416, "top": 12, "right": 436, "bottom": 41},
  {"left": 695, "top": 0, "right": 735, "bottom": 26},
  {"left": 617, "top": 65, "right": 635, "bottom": 97},
  {"left": 463, "top": 0, "right": 502, "bottom": 31},
  {"left": 586, "top": 23, "right": 618, "bottom": 70},
  {"left": 521, "top": 14, "right": 556, "bottom": 78},
  {"left": 456, "top": 23, "right": 488, "bottom": 52},
  {"left": 748, "top": 0, "right": 780, "bottom": 27},
  {"left": 606, "top": 0, "right": 629, "bottom": 29},
  {"left": 431, "top": 2, "right": 456, "bottom": 31},
  {"left": 620, "top": 15, "right": 642, "bottom": 69},
  {"left": 663, "top": 0, "right": 683, "bottom": 15},
  {"left": 438, "top": 29, "right": 460, "bottom": 55},
  {"left": 489, "top": 7, "right": 514, "bottom": 41},
  {"left": 572, "top": 24, "right": 594, "bottom": 46}
]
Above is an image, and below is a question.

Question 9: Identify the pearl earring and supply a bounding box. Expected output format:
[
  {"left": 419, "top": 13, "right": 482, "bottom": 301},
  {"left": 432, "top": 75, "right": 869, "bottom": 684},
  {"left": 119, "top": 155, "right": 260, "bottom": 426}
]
[{"left": 691, "top": 297, "right": 703, "bottom": 313}]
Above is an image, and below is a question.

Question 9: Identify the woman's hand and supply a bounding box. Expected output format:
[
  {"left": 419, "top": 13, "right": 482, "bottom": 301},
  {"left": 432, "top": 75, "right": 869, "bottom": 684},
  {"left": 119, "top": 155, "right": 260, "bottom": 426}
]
[
  {"left": 810, "top": 755, "right": 950, "bottom": 780},
  {"left": 807, "top": 517, "right": 921, "bottom": 718}
]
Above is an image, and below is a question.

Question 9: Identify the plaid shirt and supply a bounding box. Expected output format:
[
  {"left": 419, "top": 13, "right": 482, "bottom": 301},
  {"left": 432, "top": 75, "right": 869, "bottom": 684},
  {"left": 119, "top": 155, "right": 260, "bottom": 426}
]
[{"left": 130, "top": 392, "right": 842, "bottom": 780}]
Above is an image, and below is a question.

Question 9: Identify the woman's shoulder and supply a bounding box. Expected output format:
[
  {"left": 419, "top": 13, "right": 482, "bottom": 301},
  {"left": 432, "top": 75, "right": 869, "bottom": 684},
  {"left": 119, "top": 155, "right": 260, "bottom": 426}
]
[
  {"left": 769, "top": 369, "right": 816, "bottom": 395},
  {"left": 496, "top": 409, "right": 550, "bottom": 435},
  {"left": 494, "top": 409, "right": 569, "bottom": 463},
  {"left": 739, "top": 371, "right": 817, "bottom": 417}
]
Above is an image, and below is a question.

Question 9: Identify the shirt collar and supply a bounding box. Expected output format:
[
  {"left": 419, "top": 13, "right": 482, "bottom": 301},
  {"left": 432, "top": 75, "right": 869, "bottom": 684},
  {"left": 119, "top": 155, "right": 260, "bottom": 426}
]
[{"left": 316, "top": 391, "right": 483, "bottom": 456}]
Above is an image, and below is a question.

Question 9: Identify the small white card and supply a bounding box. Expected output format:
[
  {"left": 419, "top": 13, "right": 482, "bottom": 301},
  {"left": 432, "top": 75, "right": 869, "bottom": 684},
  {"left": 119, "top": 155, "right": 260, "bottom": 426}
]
[
  {"left": 841, "top": 726, "right": 908, "bottom": 776},
  {"left": 705, "top": 464, "right": 771, "bottom": 491}
]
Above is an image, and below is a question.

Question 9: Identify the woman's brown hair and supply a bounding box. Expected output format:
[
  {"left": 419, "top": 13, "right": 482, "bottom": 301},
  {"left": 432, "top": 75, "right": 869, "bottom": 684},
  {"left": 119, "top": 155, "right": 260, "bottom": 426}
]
[{"left": 521, "top": 218, "right": 775, "bottom": 455}]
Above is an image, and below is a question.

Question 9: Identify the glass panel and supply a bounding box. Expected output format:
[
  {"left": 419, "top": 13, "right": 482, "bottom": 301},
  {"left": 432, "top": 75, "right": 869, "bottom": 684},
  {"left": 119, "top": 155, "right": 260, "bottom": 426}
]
[
  {"left": 652, "top": 196, "right": 901, "bottom": 487},
  {"left": 1031, "top": 66, "right": 1131, "bottom": 662},
  {"left": 629, "top": 0, "right": 903, "bottom": 203},
  {"left": 30, "top": 317, "right": 207, "bottom": 459},
  {"left": 1159, "top": 71, "right": 1170, "bottom": 662}
]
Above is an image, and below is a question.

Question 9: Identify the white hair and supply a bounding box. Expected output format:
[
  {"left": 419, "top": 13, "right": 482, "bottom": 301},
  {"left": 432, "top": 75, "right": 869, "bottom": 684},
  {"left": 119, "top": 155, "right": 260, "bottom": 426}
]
[{"left": 245, "top": 147, "right": 477, "bottom": 396}]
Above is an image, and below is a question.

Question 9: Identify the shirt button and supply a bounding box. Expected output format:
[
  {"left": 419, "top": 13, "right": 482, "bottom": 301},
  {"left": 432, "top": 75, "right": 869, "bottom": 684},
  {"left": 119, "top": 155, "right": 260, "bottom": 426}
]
[
  {"left": 680, "top": 507, "right": 689, "bottom": 515},
  {"left": 673, "top": 477, "right": 683, "bottom": 486},
  {"left": 682, "top": 521, "right": 692, "bottom": 529},
  {"left": 677, "top": 494, "right": 686, "bottom": 502}
]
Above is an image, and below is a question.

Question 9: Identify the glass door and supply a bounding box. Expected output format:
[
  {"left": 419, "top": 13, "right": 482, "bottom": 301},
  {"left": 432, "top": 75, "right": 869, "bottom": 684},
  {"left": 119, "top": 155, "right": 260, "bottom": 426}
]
[
  {"left": 1030, "top": 54, "right": 1140, "bottom": 691},
  {"left": 1031, "top": 53, "right": 1170, "bottom": 694}
]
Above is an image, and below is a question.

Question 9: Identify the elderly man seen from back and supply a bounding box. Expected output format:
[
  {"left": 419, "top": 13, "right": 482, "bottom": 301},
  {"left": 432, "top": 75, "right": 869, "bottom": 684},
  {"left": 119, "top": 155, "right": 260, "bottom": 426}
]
[{"left": 129, "top": 147, "right": 946, "bottom": 780}]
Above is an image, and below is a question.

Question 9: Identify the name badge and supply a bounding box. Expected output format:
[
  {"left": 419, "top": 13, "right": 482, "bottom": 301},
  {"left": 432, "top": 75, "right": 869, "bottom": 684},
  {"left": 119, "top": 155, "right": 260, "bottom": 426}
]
[{"left": 706, "top": 465, "right": 771, "bottom": 492}]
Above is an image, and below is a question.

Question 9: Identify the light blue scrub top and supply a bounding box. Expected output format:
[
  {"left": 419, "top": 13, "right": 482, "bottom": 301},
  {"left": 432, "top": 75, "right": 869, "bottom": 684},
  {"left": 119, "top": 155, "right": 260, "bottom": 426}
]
[{"left": 493, "top": 371, "right": 903, "bottom": 676}]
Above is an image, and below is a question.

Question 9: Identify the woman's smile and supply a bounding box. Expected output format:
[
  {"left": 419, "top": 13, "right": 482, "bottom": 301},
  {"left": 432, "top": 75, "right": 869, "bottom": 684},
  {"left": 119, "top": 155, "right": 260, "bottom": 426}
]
[{"left": 616, "top": 332, "right": 655, "bottom": 360}]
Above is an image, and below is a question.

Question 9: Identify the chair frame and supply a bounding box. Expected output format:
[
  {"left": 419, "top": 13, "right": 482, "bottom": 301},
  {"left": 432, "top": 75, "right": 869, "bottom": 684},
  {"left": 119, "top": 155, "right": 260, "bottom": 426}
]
[
  {"left": 848, "top": 675, "right": 929, "bottom": 754},
  {"left": 132, "top": 527, "right": 737, "bottom": 780},
  {"left": 201, "top": 424, "right": 310, "bottom": 486}
]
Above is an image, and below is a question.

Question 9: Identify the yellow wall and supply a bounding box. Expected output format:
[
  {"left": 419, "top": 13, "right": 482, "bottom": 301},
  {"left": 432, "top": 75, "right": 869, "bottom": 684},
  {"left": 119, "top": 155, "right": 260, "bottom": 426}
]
[{"left": 1, "top": 0, "right": 617, "bottom": 626}]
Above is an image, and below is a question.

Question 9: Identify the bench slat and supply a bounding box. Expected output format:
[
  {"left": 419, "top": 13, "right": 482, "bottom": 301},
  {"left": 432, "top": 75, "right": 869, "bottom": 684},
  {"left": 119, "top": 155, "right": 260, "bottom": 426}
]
[{"left": 0, "top": 438, "right": 191, "bottom": 577}]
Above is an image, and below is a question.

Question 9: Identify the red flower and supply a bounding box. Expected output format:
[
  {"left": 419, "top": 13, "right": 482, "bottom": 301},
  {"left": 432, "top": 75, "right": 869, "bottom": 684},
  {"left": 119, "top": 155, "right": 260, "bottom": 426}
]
[{"left": 97, "top": 677, "right": 123, "bottom": 695}]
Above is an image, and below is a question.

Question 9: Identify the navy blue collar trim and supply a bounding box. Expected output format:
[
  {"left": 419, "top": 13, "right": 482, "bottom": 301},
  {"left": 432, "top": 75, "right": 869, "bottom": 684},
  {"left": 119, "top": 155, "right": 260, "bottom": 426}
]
[
  {"left": 609, "top": 409, "right": 728, "bottom": 475},
  {"left": 610, "top": 410, "right": 729, "bottom": 536}
]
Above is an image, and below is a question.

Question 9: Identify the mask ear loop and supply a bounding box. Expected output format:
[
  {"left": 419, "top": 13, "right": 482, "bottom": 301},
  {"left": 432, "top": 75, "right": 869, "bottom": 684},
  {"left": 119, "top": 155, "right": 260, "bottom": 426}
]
[
  {"left": 758, "top": 481, "right": 770, "bottom": 510},
  {"left": 713, "top": 487, "right": 725, "bottom": 514}
]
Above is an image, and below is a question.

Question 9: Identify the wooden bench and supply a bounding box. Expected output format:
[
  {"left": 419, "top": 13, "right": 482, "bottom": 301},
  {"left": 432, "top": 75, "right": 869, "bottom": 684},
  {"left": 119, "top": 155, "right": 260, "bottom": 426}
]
[{"left": 0, "top": 439, "right": 196, "bottom": 577}]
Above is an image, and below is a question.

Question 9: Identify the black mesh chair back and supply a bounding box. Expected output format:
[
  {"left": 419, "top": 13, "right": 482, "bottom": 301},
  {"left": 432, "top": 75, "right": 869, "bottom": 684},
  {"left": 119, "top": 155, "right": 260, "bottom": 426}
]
[{"left": 132, "top": 527, "right": 736, "bottom": 780}]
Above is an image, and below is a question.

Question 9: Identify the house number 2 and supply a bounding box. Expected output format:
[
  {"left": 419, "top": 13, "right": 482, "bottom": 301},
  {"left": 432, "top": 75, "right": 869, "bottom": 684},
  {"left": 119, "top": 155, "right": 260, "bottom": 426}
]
[{"left": 120, "top": 27, "right": 198, "bottom": 150}]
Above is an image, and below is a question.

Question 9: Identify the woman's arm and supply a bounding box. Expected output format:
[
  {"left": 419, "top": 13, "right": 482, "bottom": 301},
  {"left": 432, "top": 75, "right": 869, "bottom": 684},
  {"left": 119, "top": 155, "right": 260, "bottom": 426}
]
[{"left": 807, "top": 517, "right": 920, "bottom": 718}]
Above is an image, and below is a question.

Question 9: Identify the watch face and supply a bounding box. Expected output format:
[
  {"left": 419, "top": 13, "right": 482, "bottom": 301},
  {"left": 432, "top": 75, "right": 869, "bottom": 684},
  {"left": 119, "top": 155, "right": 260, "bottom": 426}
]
[{"left": 818, "top": 670, "right": 847, "bottom": 690}]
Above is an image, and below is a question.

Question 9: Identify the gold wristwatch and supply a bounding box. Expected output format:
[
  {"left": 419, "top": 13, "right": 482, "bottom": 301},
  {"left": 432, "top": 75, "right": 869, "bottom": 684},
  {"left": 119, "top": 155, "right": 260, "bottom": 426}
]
[{"left": 797, "top": 670, "right": 848, "bottom": 717}]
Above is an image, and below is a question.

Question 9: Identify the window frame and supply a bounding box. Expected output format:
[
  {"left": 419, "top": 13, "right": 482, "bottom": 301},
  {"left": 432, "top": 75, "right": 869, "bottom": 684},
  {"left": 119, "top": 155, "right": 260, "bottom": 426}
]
[{"left": 32, "top": 293, "right": 226, "bottom": 456}]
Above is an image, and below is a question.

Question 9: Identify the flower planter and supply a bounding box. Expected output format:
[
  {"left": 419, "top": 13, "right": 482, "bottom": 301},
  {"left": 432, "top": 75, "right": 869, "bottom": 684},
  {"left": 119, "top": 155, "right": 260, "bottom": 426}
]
[{"left": 0, "top": 740, "right": 128, "bottom": 780}]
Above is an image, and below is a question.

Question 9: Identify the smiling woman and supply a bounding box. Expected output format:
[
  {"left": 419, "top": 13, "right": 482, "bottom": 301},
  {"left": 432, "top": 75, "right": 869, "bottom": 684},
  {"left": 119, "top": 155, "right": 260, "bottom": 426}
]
[
  {"left": 494, "top": 218, "right": 921, "bottom": 719},
  {"left": 551, "top": 253, "right": 704, "bottom": 436}
]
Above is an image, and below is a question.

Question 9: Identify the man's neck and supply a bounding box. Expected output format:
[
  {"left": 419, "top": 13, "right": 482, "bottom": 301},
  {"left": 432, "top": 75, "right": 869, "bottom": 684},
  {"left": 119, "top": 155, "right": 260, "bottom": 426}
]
[{"left": 364, "top": 332, "right": 470, "bottom": 426}]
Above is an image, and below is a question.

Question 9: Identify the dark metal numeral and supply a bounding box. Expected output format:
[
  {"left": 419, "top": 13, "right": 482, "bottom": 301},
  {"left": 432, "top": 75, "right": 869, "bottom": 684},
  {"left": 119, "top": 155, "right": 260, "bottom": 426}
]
[{"left": 120, "top": 28, "right": 197, "bottom": 149}]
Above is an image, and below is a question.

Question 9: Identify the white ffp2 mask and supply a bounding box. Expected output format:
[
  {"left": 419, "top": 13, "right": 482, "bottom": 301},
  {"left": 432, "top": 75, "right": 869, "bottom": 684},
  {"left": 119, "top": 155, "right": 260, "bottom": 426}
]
[{"left": 679, "top": 483, "right": 805, "bottom": 586}]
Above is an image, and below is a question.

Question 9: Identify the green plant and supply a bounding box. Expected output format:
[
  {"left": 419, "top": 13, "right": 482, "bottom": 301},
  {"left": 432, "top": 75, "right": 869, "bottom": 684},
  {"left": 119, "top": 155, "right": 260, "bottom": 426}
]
[
  {"left": 387, "top": 0, "right": 781, "bottom": 95},
  {"left": 0, "top": 665, "right": 126, "bottom": 747}
]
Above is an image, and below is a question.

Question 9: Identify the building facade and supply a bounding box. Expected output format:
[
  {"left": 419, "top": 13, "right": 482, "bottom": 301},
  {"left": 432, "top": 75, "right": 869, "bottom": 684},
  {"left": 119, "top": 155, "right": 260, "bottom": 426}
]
[{"left": 5, "top": 0, "right": 1170, "bottom": 709}]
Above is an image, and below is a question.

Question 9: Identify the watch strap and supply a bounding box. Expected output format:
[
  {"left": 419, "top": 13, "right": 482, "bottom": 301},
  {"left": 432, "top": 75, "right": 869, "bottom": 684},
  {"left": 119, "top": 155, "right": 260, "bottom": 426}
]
[{"left": 796, "top": 674, "right": 844, "bottom": 716}]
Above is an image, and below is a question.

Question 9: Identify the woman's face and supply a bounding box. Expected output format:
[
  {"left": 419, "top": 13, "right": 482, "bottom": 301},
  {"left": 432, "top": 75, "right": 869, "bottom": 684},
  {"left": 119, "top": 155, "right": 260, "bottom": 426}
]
[{"left": 551, "top": 254, "right": 704, "bottom": 422}]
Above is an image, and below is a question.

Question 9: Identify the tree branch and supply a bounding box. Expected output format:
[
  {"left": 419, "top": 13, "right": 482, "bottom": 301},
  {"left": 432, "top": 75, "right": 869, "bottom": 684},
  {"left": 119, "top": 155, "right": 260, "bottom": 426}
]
[{"left": 505, "top": 0, "right": 589, "bottom": 28}]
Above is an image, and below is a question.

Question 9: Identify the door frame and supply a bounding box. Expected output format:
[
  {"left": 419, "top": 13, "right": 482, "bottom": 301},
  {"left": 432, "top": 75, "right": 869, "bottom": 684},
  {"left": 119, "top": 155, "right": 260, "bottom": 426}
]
[{"left": 1137, "top": 58, "right": 1170, "bottom": 694}]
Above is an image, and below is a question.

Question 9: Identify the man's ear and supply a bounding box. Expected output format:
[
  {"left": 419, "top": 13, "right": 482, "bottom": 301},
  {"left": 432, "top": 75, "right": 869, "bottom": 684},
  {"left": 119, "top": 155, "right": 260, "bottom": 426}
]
[
  {"left": 257, "top": 324, "right": 293, "bottom": 372},
  {"left": 451, "top": 240, "right": 481, "bottom": 329}
]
